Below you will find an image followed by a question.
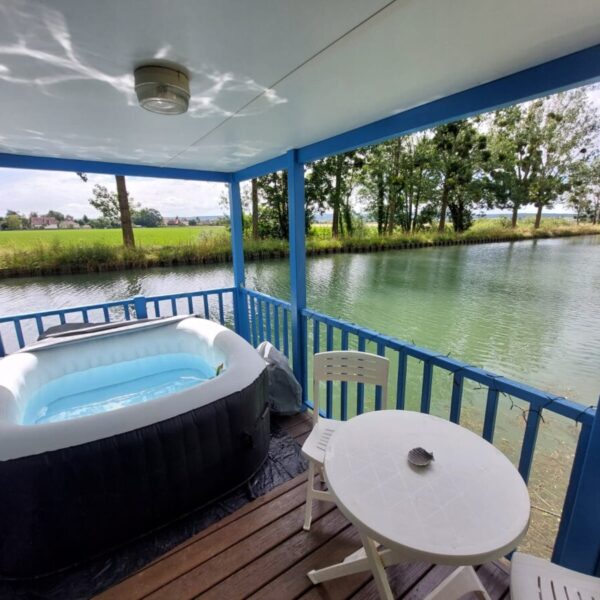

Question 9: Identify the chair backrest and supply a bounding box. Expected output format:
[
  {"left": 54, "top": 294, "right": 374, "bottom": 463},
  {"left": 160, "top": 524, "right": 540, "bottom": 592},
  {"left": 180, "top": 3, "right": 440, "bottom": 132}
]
[{"left": 312, "top": 351, "right": 389, "bottom": 423}]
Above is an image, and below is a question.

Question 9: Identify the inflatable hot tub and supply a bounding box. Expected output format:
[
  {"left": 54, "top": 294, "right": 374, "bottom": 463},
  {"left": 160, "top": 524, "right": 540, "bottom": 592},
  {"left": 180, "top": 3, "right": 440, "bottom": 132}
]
[{"left": 0, "top": 317, "right": 269, "bottom": 578}]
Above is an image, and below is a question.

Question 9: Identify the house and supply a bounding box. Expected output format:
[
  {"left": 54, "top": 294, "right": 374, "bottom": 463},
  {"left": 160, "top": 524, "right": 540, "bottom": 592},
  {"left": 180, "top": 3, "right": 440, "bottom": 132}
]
[
  {"left": 58, "top": 218, "right": 80, "bottom": 229},
  {"left": 30, "top": 215, "right": 58, "bottom": 229}
]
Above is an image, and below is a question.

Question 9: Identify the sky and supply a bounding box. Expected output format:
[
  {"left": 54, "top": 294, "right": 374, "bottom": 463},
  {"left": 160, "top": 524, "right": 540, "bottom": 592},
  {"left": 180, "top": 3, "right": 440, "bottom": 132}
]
[
  {"left": 0, "top": 169, "right": 229, "bottom": 218},
  {"left": 1, "top": 86, "right": 598, "bottom": 219}
]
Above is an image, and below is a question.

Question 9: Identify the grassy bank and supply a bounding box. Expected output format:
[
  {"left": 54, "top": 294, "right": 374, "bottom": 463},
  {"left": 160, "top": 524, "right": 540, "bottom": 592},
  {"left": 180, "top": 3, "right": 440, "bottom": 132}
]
[{"left": 1, "top": 219, "right": 599, "bottom": 278}]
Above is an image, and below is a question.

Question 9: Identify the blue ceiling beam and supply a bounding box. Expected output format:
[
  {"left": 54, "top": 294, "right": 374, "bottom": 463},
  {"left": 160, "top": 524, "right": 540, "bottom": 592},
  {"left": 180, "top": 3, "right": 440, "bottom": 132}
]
[
  {"left": 232, "top": 154, "right": 288, "bottom": 183},
  {"left": 293, "top": 43, "right": 600, "bottom": 165},
  {"left": 0, "top": 153, "right": 231, "bottom": 183}
]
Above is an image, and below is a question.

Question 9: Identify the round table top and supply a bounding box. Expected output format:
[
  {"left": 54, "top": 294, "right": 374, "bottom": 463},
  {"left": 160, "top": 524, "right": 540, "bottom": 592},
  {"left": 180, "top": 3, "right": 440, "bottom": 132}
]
[{"left": 324, "top": 410, "right": 530, "bottom": 565}]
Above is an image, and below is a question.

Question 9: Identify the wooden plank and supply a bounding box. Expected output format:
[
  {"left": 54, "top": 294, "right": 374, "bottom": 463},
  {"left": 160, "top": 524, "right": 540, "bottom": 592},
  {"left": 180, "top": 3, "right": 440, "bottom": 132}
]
[
  {"left": 96, "top": 475, "right": 309, "bottom": 600},
  {"left": 274, "top": 412, "right": 311, "bottom": 435},
  {"left": 147, "top": 500, "right": 336, "bottom": 600},
  {"left": 351, "top": 562, "right": 433, "bottom": 600},
  {"left": 286, "top": 419, "right": 314, "bottom": 441},
  {"left": 250, "top": 523, "right": 363, "bottom": 600},
  {"left": 476, "top": 562, "right": 511, "bottom": 599},
  {"left": 197, "top": 509, "right": 350, "bottom": 600},
  {"left": 400, "top": 564, "right": 457, "bottom": 599}
]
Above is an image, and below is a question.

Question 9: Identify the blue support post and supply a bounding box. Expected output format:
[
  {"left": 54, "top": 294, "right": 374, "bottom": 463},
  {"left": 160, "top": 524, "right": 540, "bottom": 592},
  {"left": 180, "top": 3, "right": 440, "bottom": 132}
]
[
  {"left": 287, "top": 149, "right": 307, "bottom": 403},
  {"left": 133, "top": 295, "right": 148, "bottom": 320},
  {"left": 228, "top": 180, "right": 250, "bottom": 341},
  {"left": 553, "top": 406, "right": 600, "bottom": 575}
]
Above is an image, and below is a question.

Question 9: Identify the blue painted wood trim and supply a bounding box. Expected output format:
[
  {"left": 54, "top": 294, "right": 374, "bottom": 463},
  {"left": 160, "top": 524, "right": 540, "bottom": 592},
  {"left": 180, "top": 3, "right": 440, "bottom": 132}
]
[
  {"left": 228, "top": 181, "right": 250, "bottom": 341},
  {"left": 357, "top": 336, "right": 366, "bottom": 414},
  {"left": 482, "top": 388, "right": 500, "bottom": 443},
  {"left": 0, "top": 153, "right": 231, "bottom": 182},
  {"left": 553, "top": 421, "right": 592, "bottom": 565},
  {"left": 232, "top": 154, "right": 288, "bottom": 183},
  {"left": 450, "top": 372, "right": 464, "bottom": 424},
  {"left": 297, "top": 44, "right": 600, "bottom": 164},
  {"left": 287, "top": 149, "right": 307, "bottom": 403},
  {"left": 340, "top": 329, "right": 349, "bottom": 420},
  {"left": 300, "top": 307, "right": 594, "bottom": 426},
  {"left": 518, "top": 409, "right": 542, "bottom": 483},
  {"left": 420, "top": 361, "right": 433, "bottom": 414},
  {"left": 395, "top": 349, "right": 407, "bottom": 410},
  {"left": 552, "top": 408, "right": 600, "bottom": 575}
]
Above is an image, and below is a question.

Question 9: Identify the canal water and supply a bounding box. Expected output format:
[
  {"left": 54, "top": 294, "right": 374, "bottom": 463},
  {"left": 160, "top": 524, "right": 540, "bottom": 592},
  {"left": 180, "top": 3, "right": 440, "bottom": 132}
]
[
  {"left": 3, "top": 235, "right": 598, "bottom": 405},
  {"left": 1, "top": 234, "right": 599, "bottom": 556}
]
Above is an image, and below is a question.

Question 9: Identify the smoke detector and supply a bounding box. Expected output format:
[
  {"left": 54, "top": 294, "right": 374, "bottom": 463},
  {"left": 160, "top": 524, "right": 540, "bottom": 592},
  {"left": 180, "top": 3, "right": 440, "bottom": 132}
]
[{"left": 134, "top": 65, "right": 190, "bottom": 115}]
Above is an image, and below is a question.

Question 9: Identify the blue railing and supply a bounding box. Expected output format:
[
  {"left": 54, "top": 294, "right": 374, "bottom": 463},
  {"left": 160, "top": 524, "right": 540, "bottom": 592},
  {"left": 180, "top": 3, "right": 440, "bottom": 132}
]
[
  {"left": 240, "top": 289, "right": 597, "bottom": 565},
  {"left": 0, "top": 285, "right": 597, "bottom": 568},
  {"left": 0, "top": 287, "right": 235, "bottom": 356}
]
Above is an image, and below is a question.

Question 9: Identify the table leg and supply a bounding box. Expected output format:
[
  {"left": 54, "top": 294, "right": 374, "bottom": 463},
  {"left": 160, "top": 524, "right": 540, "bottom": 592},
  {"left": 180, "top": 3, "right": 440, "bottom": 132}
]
[
  {"left": 307, "top": 540, "right": 398, "bottom": 585},
  {"left": 423, "top": 566, "right": 491, "bottom": 600},
  {"left": 360, "top": 533, "right": 395, "bottom": 600}
]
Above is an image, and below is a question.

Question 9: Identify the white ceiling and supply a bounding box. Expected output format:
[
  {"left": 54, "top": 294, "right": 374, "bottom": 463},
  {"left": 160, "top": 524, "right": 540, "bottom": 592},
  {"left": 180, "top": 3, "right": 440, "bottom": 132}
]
[{"left": 0, "top": 0, "right": 599, "bottom": 173}]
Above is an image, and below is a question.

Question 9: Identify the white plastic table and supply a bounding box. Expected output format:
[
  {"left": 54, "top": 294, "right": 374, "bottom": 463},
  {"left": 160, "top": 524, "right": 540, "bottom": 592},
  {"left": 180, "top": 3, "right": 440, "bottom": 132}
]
[{"left": 308, "top": 410, "right": 530, "bottom": 600}]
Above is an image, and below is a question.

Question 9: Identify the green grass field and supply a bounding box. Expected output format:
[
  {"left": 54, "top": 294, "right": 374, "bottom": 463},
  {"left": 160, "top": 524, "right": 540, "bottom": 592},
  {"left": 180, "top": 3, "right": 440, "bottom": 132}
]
[
  {"left": 0, "top": 219, "right": 598, "bottom": 276},
  {"left": 0, "top": 226, "right": 227, "bottom": 250}
]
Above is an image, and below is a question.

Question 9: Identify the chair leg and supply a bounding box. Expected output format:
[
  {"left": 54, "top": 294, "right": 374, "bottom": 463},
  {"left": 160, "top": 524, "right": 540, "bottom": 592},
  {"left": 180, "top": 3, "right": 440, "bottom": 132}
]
[{"left": 303, "top": 460, "right": 316, "bottom": 531}]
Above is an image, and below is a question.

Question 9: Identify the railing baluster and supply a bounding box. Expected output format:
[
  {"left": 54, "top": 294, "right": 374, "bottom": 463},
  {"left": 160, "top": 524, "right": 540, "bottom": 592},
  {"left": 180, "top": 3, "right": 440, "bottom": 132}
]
[
  {"left": 273, "top": 305, "right": 280, "bottom": 349},
  {"left": 283, "top": 309, "right": 289, "bottom": 357},
  {"left": 313, "top": 318, "right": 320, "bottom": 355},
  {"left": 257, "top": 300, "right": 265, "bottom": 342},
  {"left": 218, "top": 293, "right": 225, "bottom": 324},
  {"left": 341, "top": 329, "right": 349, "bottom": 420},
  {"left": 375, "top": 342, "right": 385, "bottom": 410},
  {"left": 187, "top": 295, "right": 194, "bottom": 315},
  {"left": 35, "top": 315, "right": 44, "bottom": 336},
  {"left": 249, "top": 295, "right": 258, "bottom": 346},
  {"left": 14, "top": 319, "right": 25, "bottom": 348},
  {"left": 482, "top": 387, "right": 500, "bottom": 442},
  {"left": 326, "top": 324, "right": 334, "bottom": 418},
  {"left": 421, "top": 361, "right": 433, "bottom": 414},
  {"left": 171, "top": 298, "right": 178, "bottom": 316},
  {"left": 450, "top": 372, "right": 464, "bottom": 423},
  {"left": 58, "top": 311, "right": 66, "bottom": 325},
  {"left": 518, "top": 408, "right": 542, "bottom": 483},
  {"left": 103, "top": 306, "right": 110, "bottom": 322},
  {"left": 0, "top": 332, "right": 5, "bottom": 357},
  {"left": 357, "top": 336, "right": 366, "bottom": 414},
  {"left": 82, "top": 309, "right": 89, "bottom": 323},
  {"left": 396, "top": 349, "right": 407, "bottom": 410},
  {"left": 265, "top": 302, "right": 272, "bottom": 343},
  {"left": 154, "top": 300, "right": 161, "bottom": 317},
  {"left": 203, "top": 294, "right": 210, "bottom": 319}
]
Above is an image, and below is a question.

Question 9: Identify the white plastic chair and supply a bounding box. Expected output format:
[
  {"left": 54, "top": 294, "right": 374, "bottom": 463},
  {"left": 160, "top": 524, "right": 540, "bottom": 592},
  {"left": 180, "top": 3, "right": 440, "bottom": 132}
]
[
  {"left": 510, "top": 552, "right": 600, "bottom": 599},
  {"left": 301, "top": 350, "right": 389, "bottom": 531}
]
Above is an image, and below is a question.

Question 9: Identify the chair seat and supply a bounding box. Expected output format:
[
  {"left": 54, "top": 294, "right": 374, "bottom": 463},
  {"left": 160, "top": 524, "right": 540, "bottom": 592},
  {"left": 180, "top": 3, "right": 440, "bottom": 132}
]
[
  {"left": 510, "top": 552, "right": 600, "bottom": 599},
  {"left": 301, "top": 418, "right": 345, "bottom": 465}
]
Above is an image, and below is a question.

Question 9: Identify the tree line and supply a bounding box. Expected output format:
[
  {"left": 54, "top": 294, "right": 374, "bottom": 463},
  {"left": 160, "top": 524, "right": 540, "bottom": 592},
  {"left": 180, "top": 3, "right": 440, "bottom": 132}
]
[{"left": 243, "top": 87, "right": 600, "bottom": 240}]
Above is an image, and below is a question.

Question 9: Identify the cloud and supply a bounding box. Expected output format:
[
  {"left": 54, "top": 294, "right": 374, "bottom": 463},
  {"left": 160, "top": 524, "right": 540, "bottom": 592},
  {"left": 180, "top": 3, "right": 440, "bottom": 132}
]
[{"left": 0, "top": 168, "right": 228, "bottom": 217}]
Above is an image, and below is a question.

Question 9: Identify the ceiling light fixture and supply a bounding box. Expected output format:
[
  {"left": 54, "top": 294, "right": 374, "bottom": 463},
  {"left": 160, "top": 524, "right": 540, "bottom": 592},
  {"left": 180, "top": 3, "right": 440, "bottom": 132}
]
[{"left": 134, "top": 65, "right": 190, "bottom": 115}]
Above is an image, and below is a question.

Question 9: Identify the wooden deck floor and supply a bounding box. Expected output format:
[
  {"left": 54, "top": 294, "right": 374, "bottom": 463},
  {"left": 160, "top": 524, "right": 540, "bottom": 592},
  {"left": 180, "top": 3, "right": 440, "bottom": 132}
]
[{"left": 96, "top": 413, "right": 510, "bottom": 600}]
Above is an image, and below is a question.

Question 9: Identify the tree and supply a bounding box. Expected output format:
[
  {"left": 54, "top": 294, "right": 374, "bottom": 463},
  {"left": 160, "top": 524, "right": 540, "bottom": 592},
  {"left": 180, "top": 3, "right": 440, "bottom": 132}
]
[
  {"left": 486, "top": 107, "right": 538, "bottom": 227},
  {"left": 567, "top": 157, "right": 600, "bottom": 224},
  {"left": 305, "top": 152, "right": 360, "bottom": 237},
  {"left": 46, "top": 210, "right": 65, "bottom": 222},
  {"left": 251, "top": 178, "right": 259, "bottom": 240},
  {"left": 432, "top": 119, "right": 489, "bottom": 232},
  {"left": 527, "top": 91, "right": 597, "bottom": 228},
  {"left": 5, "top": 214, "right": 22, "bottom": 230},
  {"left": 133, "top": 207, "right": 163, "bottom": 228},
  {"left": 80, "top": 173, "right": 136, "bottom": 247}
]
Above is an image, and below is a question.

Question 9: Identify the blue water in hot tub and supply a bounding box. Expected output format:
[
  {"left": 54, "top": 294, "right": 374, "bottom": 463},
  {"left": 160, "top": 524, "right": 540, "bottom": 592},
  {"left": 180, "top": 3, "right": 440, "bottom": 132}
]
[{"left": 22, "top": 353, "right": 217, "bottom": 425}]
